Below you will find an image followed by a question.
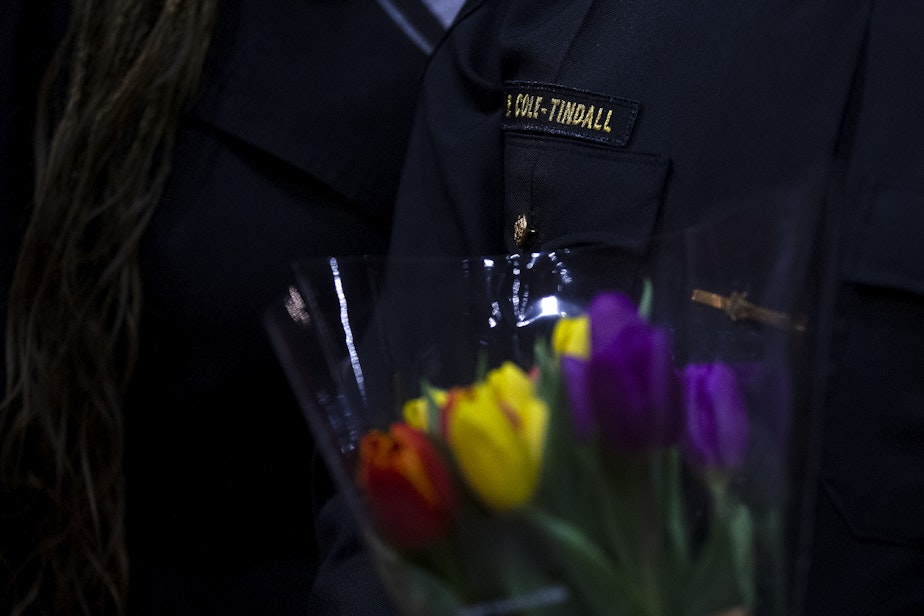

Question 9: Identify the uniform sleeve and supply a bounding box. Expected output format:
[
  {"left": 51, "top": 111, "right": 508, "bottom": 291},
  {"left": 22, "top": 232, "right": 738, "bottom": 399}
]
[{"left": 388, "top": 0, "right": 508, "bottom": 258}]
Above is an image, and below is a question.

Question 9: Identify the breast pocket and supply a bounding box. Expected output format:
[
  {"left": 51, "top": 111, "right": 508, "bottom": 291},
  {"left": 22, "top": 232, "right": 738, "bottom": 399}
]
[
  {"left": 822, "top": 181, "right": 924, "bottom": 547},
  {"left": 503, "top": 133, "right": 670, "bottom": 254}
]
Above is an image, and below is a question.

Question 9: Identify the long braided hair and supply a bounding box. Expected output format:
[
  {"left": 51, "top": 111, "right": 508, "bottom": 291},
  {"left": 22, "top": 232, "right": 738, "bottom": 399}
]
[{"left": 1, "top": 0, "right": 217, "bottom": 612}]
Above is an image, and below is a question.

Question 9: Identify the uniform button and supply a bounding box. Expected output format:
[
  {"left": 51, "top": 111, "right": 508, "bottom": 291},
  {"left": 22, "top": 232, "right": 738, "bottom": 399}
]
[{"left": 513, "top": 213, "right": 536, "bottom": 249}]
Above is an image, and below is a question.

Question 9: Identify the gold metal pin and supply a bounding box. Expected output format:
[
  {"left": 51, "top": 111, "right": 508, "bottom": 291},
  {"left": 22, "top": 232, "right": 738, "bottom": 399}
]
[
  {"left": 513, "top": 213, "right": 531, "bottom": 247},
  {"left": 691, "top": 289, "right": 806, "bottom": 332}
]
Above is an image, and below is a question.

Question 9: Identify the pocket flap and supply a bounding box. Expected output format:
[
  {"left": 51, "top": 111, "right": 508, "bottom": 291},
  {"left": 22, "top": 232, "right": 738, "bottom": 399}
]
[
  {"left": 845, "top": 183, "right": 924, "bottom": 296},
  {"left": 503, "top": 134, "right": 669, "bottom": 253}
]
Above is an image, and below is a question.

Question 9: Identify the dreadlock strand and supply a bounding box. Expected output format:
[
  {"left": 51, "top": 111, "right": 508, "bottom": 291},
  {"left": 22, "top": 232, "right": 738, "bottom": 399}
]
[{"left": 1, "top": 0, "right": 218, "bottom": 613}]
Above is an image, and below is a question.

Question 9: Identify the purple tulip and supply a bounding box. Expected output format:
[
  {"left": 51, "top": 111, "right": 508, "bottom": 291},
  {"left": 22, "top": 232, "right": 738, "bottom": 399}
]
[
  {"left": 681, "top": 363, "right": 750, "bottom": 469},
  {"left": 562, "top": 292, "right": 683, "bottom": 450},
  {"left": 561, "top": 355, "right": 595, "bottom": 440},
  {"left": 588, "top": 292, "right": 645, "bottom": 350}
]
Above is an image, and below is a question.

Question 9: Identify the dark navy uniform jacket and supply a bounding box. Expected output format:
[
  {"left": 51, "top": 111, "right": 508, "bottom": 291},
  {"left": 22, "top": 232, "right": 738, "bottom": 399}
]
[
  {"left": 1, "top": 0, "right": 463, "bottom": 613},
  {"left": 391, "top": 1, "right": 924, "bottom": 614}
]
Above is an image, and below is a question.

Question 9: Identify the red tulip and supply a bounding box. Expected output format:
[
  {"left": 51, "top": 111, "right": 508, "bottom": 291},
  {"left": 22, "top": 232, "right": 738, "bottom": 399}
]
[{"left": 358, "top": 423, "right": 457, "bottom": 550}]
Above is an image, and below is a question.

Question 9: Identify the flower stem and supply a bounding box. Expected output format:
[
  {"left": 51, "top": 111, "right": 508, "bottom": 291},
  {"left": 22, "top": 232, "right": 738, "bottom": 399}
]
[{"left": 523, "top": 507, "right": 645, "bottom": 616}]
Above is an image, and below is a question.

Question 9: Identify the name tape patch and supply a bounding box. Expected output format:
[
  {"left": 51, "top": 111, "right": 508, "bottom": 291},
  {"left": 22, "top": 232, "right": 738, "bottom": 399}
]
[{"left": 502, "top": 81, "right": 640, "bottom": 147}]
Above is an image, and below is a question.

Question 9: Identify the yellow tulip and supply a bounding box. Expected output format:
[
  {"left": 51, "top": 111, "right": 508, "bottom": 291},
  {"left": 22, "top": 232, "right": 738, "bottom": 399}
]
[
  {"left": 445, "top": 362, "right": 548, "bottom": 511},
  {"left": 552, "top": 315, "right": 590, "bottom": 360},
  {"left": 403, "top": 397, "right": 430, "bottom": 431},
  {"left": 403, "top": 387, "right": 448, "bottom": 432}
]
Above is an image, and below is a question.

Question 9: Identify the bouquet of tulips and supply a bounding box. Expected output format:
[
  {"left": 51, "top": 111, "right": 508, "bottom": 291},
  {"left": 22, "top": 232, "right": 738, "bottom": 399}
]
[
  {"left": 353, "top": 285, "right": 758, "bottom": 616},
  {"left": 267, "top": 236, "right": 813, "bottom": 615}
]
